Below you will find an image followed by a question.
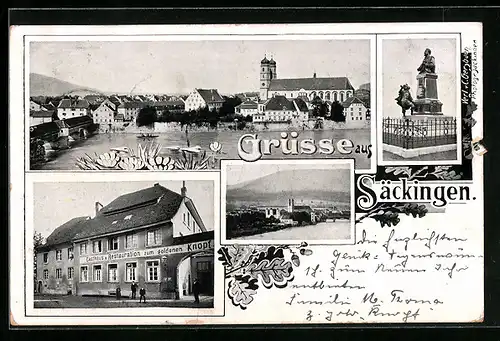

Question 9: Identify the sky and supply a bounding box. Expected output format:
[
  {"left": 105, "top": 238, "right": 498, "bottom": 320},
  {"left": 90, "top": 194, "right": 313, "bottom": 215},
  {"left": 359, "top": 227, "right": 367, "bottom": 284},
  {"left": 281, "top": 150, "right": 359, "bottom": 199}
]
[
  {"left": 33, "top": 180, "right": 214, "bottom": 239},
  {"left": 30, "top": 39, "right": 371, "bottom": 95},
  {"left": 226, "top": 162, "right": 351, "bottom": 186},
  {"left": 381, "top": 38, "right": 458, "bottom": 118}
]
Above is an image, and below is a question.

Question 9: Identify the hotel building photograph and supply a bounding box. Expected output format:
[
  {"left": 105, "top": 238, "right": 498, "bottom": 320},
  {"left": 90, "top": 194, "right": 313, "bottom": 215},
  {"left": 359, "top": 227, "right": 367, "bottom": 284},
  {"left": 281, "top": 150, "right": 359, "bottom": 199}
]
[{"left": 33, "top": 179, "right": 216, "bottom": 308}]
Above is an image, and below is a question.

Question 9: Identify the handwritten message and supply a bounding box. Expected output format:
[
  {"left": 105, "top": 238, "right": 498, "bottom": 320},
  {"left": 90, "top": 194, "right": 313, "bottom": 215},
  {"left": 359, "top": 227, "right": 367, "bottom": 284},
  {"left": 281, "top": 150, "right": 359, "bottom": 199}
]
[{"left": 284, "top": 225, "right": 482, "bottom": 323}]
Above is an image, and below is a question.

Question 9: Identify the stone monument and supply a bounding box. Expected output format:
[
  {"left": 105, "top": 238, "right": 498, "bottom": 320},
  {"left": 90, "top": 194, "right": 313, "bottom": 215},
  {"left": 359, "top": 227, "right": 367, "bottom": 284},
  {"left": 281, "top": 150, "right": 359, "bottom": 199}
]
[
  {"left": 413, "top": 48, "right": 443, "bottom": 116},
  {"left": 382, "top": 48, "right": 458, "bottom": 159}
]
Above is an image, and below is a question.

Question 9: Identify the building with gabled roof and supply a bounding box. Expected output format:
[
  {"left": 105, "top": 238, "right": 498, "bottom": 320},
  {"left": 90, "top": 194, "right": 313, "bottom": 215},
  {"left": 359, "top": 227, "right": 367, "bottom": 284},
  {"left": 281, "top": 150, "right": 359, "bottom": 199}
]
[
  {"left": 35, "top": 182, "right": 214, "bottom": 300},
  {"left": 342, "top": 96, "right": 370, "bottom": 128},
  {"left": 185, "top": 88, "right": 224, "bottom": 112},
  {"left": 259, "top": 56, "right": 355, "bottom": 102},
  {"left": 253, "top": 95, "right": 309, "bottom": 124},
  {"left": 30, "top": 110, "right": 56, "bottom": 126},
  {"left": 57, "top": 98, "right": 90, "bottom": 120}
]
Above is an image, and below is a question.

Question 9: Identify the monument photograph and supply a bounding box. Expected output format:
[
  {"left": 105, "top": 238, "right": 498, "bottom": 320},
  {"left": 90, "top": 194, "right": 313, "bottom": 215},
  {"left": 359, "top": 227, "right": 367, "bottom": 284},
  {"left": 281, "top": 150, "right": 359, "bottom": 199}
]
[
  {"left": 378, "top": 35, "right": 461, "bottom": 164},
  {"left": 221, "top": 159, "right": 355, "bottom": 245}
]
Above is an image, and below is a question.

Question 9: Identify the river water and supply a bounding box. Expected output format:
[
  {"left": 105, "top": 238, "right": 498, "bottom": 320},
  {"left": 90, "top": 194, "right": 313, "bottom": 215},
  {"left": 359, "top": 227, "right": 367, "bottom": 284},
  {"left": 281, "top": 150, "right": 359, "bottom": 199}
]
[
  {"left": 233, "top": 221, "right": 352, "bottom": 242},
  {"left": 38, "top": 129, "right": 372, "bottom": 170}
]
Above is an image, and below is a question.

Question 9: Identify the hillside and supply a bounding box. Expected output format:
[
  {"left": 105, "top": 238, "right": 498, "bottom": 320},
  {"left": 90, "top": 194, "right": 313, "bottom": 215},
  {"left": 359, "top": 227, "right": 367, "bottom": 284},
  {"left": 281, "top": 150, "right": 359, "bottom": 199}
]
[
  {"left": 226, "top": 169, "right": 351, "bottom": 207},
  {"left": 30, "top": 73, "right": 104, "bottom": 97}
]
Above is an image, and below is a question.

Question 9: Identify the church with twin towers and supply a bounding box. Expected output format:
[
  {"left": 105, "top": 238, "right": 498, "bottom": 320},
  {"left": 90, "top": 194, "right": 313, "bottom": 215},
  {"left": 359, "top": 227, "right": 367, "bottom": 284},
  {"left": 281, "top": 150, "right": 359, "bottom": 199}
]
[{"left": 258, "top": 55, "right": 355, "bottom": 102}]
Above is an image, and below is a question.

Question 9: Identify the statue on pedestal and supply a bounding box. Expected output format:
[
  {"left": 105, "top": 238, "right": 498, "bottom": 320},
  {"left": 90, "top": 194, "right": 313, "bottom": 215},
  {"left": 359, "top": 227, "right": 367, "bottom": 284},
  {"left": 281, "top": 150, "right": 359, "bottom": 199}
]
[
  {"left": 417, "top": 48, "right": 436, "bottom": 74},
  {"left": 395, "top": 84, "right": 415, "bottom": 117}
]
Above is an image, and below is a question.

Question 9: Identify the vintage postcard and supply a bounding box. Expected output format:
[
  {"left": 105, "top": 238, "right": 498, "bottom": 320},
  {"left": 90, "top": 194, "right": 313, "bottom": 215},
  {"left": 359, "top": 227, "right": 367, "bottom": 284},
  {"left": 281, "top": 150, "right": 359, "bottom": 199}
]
[{"left": 9, "top": 23, "right": 483, "bottom": 326}]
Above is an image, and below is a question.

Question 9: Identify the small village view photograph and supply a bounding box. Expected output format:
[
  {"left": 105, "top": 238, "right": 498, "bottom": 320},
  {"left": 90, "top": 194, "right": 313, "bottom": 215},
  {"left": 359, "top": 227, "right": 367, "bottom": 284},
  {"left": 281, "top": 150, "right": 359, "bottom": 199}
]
[
  {"left": 28, "top": 38, "right": 373, "bottom": 171},
  {"left": 222, "top": 160, "right": 354, "bottom": 244},
  {"left": 32, "top": 179, "right": 216, "bottom": 308}
]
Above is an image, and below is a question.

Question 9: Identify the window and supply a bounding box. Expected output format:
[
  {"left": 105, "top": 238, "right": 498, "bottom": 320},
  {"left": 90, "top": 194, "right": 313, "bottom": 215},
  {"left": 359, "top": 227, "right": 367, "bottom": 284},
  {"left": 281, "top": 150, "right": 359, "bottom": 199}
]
[
  {"left": 92, "top": 265, "right": 102, "bottom": 282},
  {"left": 43, "top": 253, "right": 48, "bottom": 263},
  {"left": 147, "top": 229, "right": 162, "bottom": 246},
  {"left": 108, "top": 237, "right": 119, "bottom": 251},
  {"left": 68, "top": 247, "right": 74, "bottom": 260},
  {"left": 92, "top": 240, "right": 102, "bottom": 253},
  {"left": 80, "top": 266, "right": 89, "bottom": 282},
  {"left": 43, "top": 269, "right": 48, "bottom": 280},
  {"left": 125, "top": 234, "right": 138, "bottom": 249},
  {"left": 80, "top": 243, "right": 88, "bottom": 255},
  {"left": 146, "top": 260, "right": 160, "bottom": 282},
  {"left": 108, "top": 264, "right": 118, "bottom": 282},
  {"left": 126, "top": 263, "right": 137, "bottom": 282},
  {"left": 56, "top": 268, "right": 62, "bottom": 279},
  {"left": 68, "top": 267, "right": 74, "bottom": 279},
  {"left": 197, "top": 261, "right": 211, "bottom": 271}
]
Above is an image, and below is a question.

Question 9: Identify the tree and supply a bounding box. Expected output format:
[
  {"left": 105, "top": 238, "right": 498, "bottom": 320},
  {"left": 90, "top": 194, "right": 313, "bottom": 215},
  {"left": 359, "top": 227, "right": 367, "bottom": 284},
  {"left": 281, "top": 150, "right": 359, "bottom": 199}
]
[
  {"left": 330, "top": 101, "right": 346, "bottom": 122},
  {"left": 136, "top": 106, "right": 158, "bottom": 127},
  {"left": 220, "top": 96, "right": 243, "bottom": 117},
  {"left": 33, "top": 232, "right": 44, "bottom": 292},
  {"left": 291, "top": 211, "right": 312, "bottom": 225}
]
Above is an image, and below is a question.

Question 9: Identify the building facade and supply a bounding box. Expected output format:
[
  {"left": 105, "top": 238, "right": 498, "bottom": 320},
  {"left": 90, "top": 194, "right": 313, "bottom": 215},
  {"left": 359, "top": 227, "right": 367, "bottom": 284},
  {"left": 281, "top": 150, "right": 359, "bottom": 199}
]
[
  {"left": 253, "top": 96, "right": 309, "bottom": 124},
  {"left": 91, "top": 99, "right": 116, "bottom": 125},
  {"left": 35, "top": 183, "right": 215, "bottom": 299},
  {"left": 30, "top": 110, "right": 55, "bottom": 126},
  {"left": 117, "top": 102, "right": 146, "bottom": 122},
  {"left": 185, "top": 89, "right": 224, "bottom": 112},
  {"left": 342, "top": 96, "right": 370, "bottom": 128},
  {"left": 259, "top": 56, "right": 355, "bottom": 102},
  {"left": 235, "top": 100, "right": 258, "bottom": 117},
  {"left": 57, "top": 99, "right": 90, "bottom": 120}
]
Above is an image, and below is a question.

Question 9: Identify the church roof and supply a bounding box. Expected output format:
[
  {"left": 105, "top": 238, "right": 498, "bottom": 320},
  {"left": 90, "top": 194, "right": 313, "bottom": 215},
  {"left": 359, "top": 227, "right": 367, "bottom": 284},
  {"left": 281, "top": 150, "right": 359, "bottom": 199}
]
[
  {"left": 261, "top": 57, "right": 270, "bottom": 64},
  {"left": 269, "top": 77, "right": 354, "bottom": 91},
  {"left": 269, "top": 58, "right": 276, "bottom": 65}
]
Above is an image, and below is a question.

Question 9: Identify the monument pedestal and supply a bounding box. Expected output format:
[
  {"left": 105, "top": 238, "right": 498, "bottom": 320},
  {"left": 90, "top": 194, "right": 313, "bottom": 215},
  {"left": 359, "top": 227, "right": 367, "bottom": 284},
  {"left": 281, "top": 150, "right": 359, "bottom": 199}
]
[{"left": 413, "top": 73, "right": 443, "bottom": 115}]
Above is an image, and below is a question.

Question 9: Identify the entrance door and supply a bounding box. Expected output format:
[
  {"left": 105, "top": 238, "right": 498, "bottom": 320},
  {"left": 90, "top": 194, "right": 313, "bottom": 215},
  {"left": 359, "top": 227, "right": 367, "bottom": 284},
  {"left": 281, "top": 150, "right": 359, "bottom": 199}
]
[
  {"left": 196, "top": 261, "right": 213, "bottom": 295},
  {"left": 37, "top": 281, "right": 42, "bottom": 294}
]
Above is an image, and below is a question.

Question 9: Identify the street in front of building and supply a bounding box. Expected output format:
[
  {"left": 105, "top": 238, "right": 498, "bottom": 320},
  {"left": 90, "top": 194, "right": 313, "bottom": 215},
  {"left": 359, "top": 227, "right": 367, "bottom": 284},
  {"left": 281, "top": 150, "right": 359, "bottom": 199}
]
[{"left": 34, "top": 294, "right": 214, "bottom": 308}]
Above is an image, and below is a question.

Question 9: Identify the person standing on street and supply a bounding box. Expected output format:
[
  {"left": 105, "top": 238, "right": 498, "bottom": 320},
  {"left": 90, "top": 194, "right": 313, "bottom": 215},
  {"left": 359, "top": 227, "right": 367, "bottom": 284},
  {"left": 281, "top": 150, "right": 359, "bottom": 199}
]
[
  {"left": 131, "top": 282, "right": 137, "bottom": 299},
  {"left": 193, "top": 279, "right": 200, "bottom": 304},
  {"left": 139, "top": 287, "right": 146, "bottom": 303}
]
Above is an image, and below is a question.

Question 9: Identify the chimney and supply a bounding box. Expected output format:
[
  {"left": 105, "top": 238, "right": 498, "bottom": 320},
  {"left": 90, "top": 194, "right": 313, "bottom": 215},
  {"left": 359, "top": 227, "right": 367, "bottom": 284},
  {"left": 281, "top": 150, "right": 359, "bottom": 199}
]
[
  {"left": 181, "top": 181, "right": 187, "bottom": 197},
  {"left": 95, "top": 202, "right": 103, "bottom": 215},
  {"left": 313, "top": 72, "right": 317, "bottom": 78}
]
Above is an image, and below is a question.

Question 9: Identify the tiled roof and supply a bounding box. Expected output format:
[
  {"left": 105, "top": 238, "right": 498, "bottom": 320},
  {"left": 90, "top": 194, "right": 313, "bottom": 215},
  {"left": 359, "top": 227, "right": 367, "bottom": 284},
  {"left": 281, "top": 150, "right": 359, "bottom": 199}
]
[
  {"left": 196, "top": 89, "right": 224, "bottom": 103},
  {"left": 42, "top": 103, "right": 57, "bottom": 111},
  {"left": 89, "top": 103, "right": 100, "bottom": 111},
  {"left": 236, "top": 100, "right": 258, "bottom": 109},
  {"left": 58, "top": 99, "right": 90, "bottom": 109},
  {"left": 39, "top": 216, "right": 91, "bottom": 251},
  {"left": 73, "top": 184, "right": 192, "bottom": 241},
  {"left": 342, "top": 96, "right": 367, "bottom": 108},
  {"left": 118, "top": 101, "right": 147, "bottom": 109},
  {"left": 293, "top": 98, "right": 309, "bottom": 112},
  {"left": 61, "top": 116, "right": 94, "bottom": 128},
  {"left": 30, "top": 121, "right": 60, "bottom": 138},
  {"left": 269, "top": 77, "right": 354, "bottom": 91},
  {"left": 294, "top": 205, "right": 313, "bottom": 212},
  {"left": 30, "top": 110, "right": 54, "bottom": 118},
  {"left": 264, "top": 95, "right": 295, "bottom": 111}
]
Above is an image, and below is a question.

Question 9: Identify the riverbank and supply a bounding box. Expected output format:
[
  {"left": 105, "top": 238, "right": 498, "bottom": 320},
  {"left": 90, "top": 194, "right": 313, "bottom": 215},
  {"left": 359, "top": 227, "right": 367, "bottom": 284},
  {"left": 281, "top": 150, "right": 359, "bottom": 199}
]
[{"left": 103, "top": 120, "right": 370, "bottom": 134}]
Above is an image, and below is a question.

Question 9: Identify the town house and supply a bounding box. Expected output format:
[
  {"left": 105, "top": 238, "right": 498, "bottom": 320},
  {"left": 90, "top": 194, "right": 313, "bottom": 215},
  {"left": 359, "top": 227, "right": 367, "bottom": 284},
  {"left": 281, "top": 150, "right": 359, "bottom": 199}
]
[
  {"left": 184, "top": 88, "right": 224, "bottom": 112},
  {"left": 342, "top": 96, "right": 370, "bottom": 128},
  {"left": 35, "top": 183, "right": 214, "bottom": 299},
  {"left": 57, "top": 99, "right": 90, "bottom": 120}
]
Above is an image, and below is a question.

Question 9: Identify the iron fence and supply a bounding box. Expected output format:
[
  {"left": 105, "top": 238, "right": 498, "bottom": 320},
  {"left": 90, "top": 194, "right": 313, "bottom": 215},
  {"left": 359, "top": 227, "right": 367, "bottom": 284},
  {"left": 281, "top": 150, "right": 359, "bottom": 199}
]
[{"left": 382, "top": 117, "right": 457, "bottom": 149}]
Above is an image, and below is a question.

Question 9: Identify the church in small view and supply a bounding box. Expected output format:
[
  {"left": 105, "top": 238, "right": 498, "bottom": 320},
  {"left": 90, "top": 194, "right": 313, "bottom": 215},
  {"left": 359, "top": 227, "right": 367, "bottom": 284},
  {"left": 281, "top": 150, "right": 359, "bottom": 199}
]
[
  {"left": 265, "top": 198, "right": 316, "bottom": 225},
  {"left": 259, "top": 56, "right": 355, "bottom": 103}
]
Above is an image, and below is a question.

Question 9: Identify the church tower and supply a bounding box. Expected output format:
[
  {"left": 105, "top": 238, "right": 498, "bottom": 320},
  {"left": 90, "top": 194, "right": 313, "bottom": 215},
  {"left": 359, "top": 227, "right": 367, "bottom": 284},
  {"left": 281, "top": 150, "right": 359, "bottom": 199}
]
[
  {"left": 287, "top": 198, "right": 294, "bottom": 213},
  {"left": 260, "top": 55, "right": 271, "bottom": 101}
]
